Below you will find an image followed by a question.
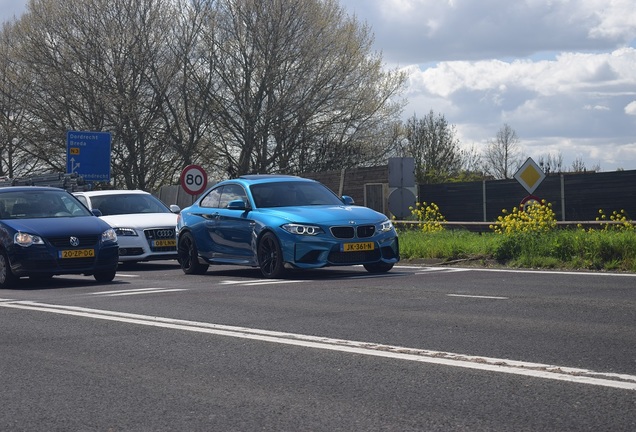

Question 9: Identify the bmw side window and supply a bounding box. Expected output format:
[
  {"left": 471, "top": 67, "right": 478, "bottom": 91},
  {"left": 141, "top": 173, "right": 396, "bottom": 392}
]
[
  {"left": 219, "top": 184, "right": 247, "bottom": 208},
  {"left": 200, "top": 187, "right": 222, "bottom": 208}
]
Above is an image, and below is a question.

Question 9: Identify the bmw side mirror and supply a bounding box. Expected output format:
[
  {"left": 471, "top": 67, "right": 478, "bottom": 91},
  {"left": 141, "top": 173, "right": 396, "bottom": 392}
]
[
  {"left": 227, "top": 199, "right": 249, "bottom": 211},
  {"left": 92, "top": 209, "right": 103, "bottom": 217},
  {"left": 170, "top": 204, "right": 181, "bottom": 213},
  {"left": 342, "top": 195, "right": 354, "bottom": 205}
]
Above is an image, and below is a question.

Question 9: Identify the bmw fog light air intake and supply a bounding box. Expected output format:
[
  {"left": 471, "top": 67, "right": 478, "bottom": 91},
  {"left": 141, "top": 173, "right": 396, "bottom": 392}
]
[
  {"left": 14, "top": 232, "right": 44, "bottom": 247},
  {"left": 282, "top": 223, "right": 323, "bottom": 236}
]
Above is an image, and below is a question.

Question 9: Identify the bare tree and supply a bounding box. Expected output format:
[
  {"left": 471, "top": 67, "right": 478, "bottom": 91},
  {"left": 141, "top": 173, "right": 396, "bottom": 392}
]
[
  {"left": 201, "top": 0, "right": 405, "bottom": 176},
  {"left": 537, "top": 152, "right": 563, "bottom": 175},
  {"left": 11, "top": 0, "right": 186, "bottom": 190},
  {"left": 571, "top": 156, "right": 600, "bottom": 173},
  {"left": 400, "top": 110, "right": 463, "bottom": 183},
  {"left": 2, "top": 0, "right": 405, "bottom": 187},
  {"left": 0, "top": 21, "right": 39, "bottom": 177},
  {"left": 483, "top": 123, "right": 523, "bottom": 179}
]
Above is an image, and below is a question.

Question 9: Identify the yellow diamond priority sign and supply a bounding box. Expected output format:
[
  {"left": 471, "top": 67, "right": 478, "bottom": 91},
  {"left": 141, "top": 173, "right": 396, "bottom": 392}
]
[{"left": 514, "top": 157, "right": 545, "bottom": 194}]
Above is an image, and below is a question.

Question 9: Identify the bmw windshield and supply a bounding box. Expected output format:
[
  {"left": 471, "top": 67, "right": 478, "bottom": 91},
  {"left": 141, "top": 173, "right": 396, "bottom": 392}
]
[{"left": 250, "top": 181, "right": 344, "bottom": 208}]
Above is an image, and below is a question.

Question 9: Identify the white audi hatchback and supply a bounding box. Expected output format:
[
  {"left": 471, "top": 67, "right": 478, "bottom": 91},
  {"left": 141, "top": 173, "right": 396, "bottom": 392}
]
[{"left": 74, "top": 190, "right": 180, "bottom": 265}]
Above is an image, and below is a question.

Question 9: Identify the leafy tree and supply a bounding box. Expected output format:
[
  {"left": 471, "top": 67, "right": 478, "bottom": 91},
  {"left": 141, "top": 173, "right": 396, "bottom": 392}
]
[{"left": 399, "top": 110, "right": 463, "bottom": 183}]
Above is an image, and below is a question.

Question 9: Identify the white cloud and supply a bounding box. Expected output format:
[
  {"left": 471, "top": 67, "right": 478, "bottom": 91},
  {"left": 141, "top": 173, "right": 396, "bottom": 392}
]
[
  {"left": 4, "top": 0, "right": 636, "bottom": 171},
  {"left": 340, "top": 0, "right": 636, "bottom": 171},
  {"left": 625, "top": 101, "right": 636, "bottom": 115}
]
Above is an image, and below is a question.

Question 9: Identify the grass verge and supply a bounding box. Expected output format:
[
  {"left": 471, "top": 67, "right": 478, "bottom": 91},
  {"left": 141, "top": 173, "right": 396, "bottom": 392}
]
[{"left": 397, "top": 228, "right": 636, "bottom": 272}]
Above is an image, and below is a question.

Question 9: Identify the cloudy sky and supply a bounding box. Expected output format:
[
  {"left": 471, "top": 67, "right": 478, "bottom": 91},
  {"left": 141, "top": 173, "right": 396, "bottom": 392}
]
[{"left": 3, "top": 0, "right": 636, "bottom": 171}]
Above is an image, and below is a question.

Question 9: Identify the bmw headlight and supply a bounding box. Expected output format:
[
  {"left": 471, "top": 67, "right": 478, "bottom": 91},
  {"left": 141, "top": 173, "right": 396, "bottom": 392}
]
[
  {"left": 282, "top": 223, "right": 323, "bottom": 236},
  {"left": 102, "top": 228, "right": 118, "bottom": 243},
  {"left": 115, "top": 228, "right": 137, "bottom": 236},
  {"left": 378, "top": 219, "right": 394, "bottom": 233},
  {"left": 14, "top": 232, "right": 44, "bottom": 247}
]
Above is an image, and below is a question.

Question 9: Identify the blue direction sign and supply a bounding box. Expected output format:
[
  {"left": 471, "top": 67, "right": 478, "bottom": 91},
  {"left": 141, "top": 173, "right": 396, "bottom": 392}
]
[{"left": 66, "top": 131, "right": 111, "bottom": 183}]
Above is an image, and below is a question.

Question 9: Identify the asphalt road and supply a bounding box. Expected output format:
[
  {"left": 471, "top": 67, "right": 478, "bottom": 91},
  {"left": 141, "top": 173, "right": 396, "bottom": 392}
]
[{"left": 1, "top": 261, "right": 635, "bottom": 431}]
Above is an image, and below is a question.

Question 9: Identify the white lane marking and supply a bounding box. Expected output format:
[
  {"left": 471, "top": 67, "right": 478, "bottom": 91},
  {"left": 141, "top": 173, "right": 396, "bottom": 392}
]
[
  {"left": 91, "top": 288, "right": 188, "bottom": 297},
  {"left": 347, "top": 273, "right": 403, "bottom": 280},
  {"left": 95, "top": 288, "right": 171, "bottom": 295},
  {"left": 472, "top": 268, "right": 636, "bottom": 277},
  {"left": 103, "top": 289, "right": 187, "bottom": 296},
  {"left": 244, "top": 280, "right": 306, "bottom": 286},
  {"left": 413, "top": 267, "right": 471, "bottom": 273},
  {"left": 1, "top": 301, "right": 634, "bottom": 391},
  {"left": 113, "top": 273, "right": 139, "bottom": 278},
  {"left": 397, "top": 265, "right": 636, "bottom": 278},
  {"left": 447, "top": 294, "right": 509, "bottom": 300},
  {"left": 219, "top": 279, "right": 305, "bottom": 286}
]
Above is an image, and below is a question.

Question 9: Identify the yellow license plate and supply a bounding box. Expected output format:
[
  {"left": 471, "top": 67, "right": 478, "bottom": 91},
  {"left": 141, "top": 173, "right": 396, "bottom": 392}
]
[
  {"left": 59, "top": 249, "right": 95, "bottom": 258},
  {"left": 343, "top": 242, "right": 375, "bottom": 252},
  {"left": 153, "top": 239, "right": 176, "bottom": 247}
]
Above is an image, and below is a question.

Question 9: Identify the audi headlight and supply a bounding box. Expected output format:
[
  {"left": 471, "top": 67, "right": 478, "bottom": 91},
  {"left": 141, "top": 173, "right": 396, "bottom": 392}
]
[
  {"left": 102, "top": 228, "right": 118, "bottom": 243},
  {"left": 282, "top": 223, "right": 323, "bottom": 236},
  {"left": 115, "top": 228, "right": 137, "bottom": 236},
  {"left": 378, "top": 220, "right": 394, "bottom": 233},
  {"left": 14, "top": 232, "right": 44, "bottom": 247}
]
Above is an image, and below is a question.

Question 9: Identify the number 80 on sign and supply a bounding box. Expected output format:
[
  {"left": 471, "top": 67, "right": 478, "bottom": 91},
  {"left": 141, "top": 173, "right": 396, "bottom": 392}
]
[{"left": 180, "top": 164, "right": 208, "bottom": 195}]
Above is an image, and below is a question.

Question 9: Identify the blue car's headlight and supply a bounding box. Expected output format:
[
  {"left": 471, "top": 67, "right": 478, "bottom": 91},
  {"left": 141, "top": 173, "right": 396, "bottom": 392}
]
[
  {"left": 14, "top": 232, "right": 44, "bottom": 247},
  {"left": 282, "top": 223, "right": 324, "bottom": 236},
  {"left": 378, "top": 220, "right": 394, "bottom": 233},
  {"left": 115, "top": 228, "right": 137, "bottom": 236},
  {"left": 102, "top": 228, "right": 118, "bottom": 243}
]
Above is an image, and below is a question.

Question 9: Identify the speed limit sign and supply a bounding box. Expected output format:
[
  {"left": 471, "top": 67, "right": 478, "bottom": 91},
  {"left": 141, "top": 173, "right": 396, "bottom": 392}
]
[{"left": 180, "top": 164, "right": 208, "bottom": 195}]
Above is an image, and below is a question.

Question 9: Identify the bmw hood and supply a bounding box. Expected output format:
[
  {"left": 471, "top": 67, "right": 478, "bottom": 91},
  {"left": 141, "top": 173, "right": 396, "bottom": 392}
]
[
  {"left": 100, "top": 213, "right": 178, "bottom": 229},
  {"left": 4, "top": 216, "right": 113, "bottom": 236},
  {"left": 258, "top": 205, "right": 388, "bottom": 225}
]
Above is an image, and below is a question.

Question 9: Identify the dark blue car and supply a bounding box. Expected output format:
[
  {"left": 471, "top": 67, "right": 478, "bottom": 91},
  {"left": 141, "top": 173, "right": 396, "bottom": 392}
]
[
  {"left": 176, "top": 175, "right": 399, "bottom": 278},
  {"left": 0, "top": 187, "right": 119, "bottom": 288}
]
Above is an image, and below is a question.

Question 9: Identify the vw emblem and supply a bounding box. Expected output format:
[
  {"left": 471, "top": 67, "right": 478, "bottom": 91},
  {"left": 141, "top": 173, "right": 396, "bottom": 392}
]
[{"left": 69, "top": 236, "right": 80, "bottom": 247}]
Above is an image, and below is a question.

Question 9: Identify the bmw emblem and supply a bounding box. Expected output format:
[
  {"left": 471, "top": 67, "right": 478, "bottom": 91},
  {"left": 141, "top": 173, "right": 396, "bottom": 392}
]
[{"left": 70, "top": 236, "right": 80, "bottom": 247}]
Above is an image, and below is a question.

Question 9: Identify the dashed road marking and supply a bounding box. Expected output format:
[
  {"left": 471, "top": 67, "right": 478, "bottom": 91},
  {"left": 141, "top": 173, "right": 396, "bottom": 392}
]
[
  {"left": 447, "top": 294, "right": 509, "bottom": 300},
  {"left": 220, "top": 279, "right": 306, "bottom": 286},
  {"left": 91, "top": 288, "right": 187, "bottom": 297}
]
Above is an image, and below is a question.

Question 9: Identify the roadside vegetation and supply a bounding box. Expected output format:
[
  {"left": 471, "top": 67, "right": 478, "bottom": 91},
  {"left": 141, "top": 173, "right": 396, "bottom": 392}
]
[{"left": 397, "top": 202, "right": 636, "bottom": 272}]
